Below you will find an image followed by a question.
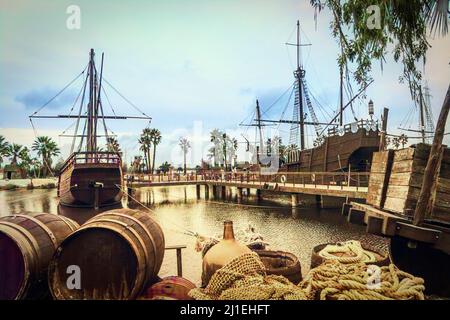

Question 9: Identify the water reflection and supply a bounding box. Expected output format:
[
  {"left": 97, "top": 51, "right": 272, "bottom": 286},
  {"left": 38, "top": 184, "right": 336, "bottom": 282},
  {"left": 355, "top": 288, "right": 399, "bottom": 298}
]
[{"left": 0, "top": 186, "right": 389, "bottom": 286}]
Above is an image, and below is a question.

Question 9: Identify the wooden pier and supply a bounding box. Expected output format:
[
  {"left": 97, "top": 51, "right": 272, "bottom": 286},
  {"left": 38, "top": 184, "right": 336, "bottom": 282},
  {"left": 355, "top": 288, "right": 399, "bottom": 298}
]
[{"left": 125, "top": 170, "right": 370, "bottom": 201}]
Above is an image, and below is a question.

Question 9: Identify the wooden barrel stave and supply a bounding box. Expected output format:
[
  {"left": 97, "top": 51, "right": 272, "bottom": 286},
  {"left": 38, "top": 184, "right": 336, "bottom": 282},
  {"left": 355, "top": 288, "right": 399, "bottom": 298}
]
[
  {"left": 48, "top": 208, "right": 165, "bottom": 300},
  {"left": 0, "top": 214, "right": 80, "bottom": 300}
]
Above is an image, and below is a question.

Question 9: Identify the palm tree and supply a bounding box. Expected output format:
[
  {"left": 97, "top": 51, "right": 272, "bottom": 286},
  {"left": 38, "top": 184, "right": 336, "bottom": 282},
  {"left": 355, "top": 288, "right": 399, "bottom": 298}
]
[
  {"left": 0, "top": 135, "right": 10, "bottom": 168},
  {"left": 210, "top": 129, "right": 223, "bottom": 167},
  {"left": 150, "top": 129, "right": 161, "bottom": 174},
  {"left": 392, "top": 137, "right": 401, "bottom": 149},
  {"left": 159, "top": 161, "right": 172, "bottom": 174},
  {"left": 139, "top": 129, "right": 152, "bottom": 173},
  {"left": 17, "top": 147, "right": 33, "bottom": 181},
  {"left": 106, "top": 137, "right": 121, "bottom": 153},
  {"left": 179, "top": 137, "right": 191, "bottom": 175},
  {"left": 8, "top": 143, "right": 24, "bottom": 165},
  {"left": 399, "top": 134, "right": 409, "bottom": 148},
  {"left": 32, "top": 136, "right": 60, "bottom": 177}
]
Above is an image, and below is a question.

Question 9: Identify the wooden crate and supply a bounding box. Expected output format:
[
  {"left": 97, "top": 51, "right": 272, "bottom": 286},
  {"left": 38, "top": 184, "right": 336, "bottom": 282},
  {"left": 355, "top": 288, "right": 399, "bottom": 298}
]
[
  {"left": 430, "top": 148, "right": 450, "bottom": 222},
  {"left": 367, "top": 150, "right": 393, "bottom": 208},
  {"left": 382, "top": 144, "right": 450, "bottom": 222}
]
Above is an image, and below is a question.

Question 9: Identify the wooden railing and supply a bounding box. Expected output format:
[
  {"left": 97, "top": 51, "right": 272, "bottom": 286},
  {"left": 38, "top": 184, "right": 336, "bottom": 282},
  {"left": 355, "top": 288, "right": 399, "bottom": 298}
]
[
  {"left": 60, "top": 151, "right": 121, "bottom": 172},
  {"left": 126, "top": 170, "right": 370, "bottom": 190},
  {"left": 327, "top": 119, "right": 379, "bottom": 136}
]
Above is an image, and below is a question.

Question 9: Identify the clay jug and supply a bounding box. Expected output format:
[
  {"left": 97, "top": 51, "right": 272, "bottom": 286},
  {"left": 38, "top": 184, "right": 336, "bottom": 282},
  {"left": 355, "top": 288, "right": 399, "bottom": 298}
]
[{"left": 201, "top": 220, "right": 251, "bottom": 286}]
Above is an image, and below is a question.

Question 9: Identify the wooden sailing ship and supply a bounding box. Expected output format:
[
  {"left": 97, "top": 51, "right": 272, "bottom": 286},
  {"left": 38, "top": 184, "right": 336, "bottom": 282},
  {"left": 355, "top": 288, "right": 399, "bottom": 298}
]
[
  {"left": 243, "top": 21, "right": 384, "bottom": 178},
  {"left": 30, "top": 49, "right": 151, "bottom": 208}
]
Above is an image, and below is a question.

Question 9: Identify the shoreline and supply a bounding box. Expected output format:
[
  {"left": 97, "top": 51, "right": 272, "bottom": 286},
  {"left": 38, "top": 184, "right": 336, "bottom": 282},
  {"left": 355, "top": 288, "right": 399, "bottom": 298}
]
[{"left": 0, "top": 178, "right": 58, "bottom": 191}]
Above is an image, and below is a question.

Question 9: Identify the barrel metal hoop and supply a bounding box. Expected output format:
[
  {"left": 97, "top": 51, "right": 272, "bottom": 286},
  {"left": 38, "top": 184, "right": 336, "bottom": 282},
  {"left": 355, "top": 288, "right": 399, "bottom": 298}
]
[
  {"left": 13, "top": 214, "right": 58, "bottom": 250},
  {"left": 31, "top": 213, "right": 79, "bottom": 231},
  {"left": 57, "top": 216, "right": 80, "bottom": 231}
]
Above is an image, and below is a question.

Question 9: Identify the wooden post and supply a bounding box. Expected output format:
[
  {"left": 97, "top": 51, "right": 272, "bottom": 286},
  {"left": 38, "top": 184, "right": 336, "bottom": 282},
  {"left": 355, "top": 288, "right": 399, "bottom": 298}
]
[
  {"left": 196, "top": 184, "right": 201, "bottom": 199},
  {"left": 414, "top": 85, "right": 450, "bottom": 226},
  {"left": 379, "top": 107, "right": 389, "bottom": 151},
  {"left": 205, "top": 184, "right": 210, "bottom": 199},
  {"left": 291, "top": 193, "right": 300, "bottom": 207},
  {"left": 237, "top": 187, "right": 243, "bottom": 199},
  {"left": 221, "top": 186, "right": 226, "bottom": 198},
  {"left": 176, "top": 248, "right": 183, "bottom": 277}
]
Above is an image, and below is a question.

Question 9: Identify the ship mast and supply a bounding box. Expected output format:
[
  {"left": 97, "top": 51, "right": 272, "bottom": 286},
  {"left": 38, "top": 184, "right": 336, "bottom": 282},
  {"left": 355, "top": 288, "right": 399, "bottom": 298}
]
[
  {"left": 339, "top": 64, "right": 344, "bottom": 126},
  {"left": 255, "top": 99, "right": 264, "bottom": 157},
  {"left": 87, "top": 48, "right": 97, "bottom": 153},
  {"left": 295, "top": 20, "right": 305, "bottom": 150}
]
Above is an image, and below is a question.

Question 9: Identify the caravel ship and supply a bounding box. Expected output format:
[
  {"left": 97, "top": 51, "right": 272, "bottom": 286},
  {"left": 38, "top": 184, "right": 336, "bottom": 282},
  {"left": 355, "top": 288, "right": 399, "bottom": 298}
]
[{"left": 30, "top": 49, "right": 151, "bottom": 208}]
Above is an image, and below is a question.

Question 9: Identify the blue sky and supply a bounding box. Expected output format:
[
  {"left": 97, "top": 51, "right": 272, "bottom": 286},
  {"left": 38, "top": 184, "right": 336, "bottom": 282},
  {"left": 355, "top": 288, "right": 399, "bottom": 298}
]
[{"left": 0, "top": 0, "right": 449, "bottom": 167}]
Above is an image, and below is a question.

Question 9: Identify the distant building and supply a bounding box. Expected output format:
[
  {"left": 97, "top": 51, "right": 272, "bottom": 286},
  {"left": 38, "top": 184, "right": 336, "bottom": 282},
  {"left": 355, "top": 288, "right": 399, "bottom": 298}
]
[{"left": 2, "top": 164, "right": 22, "bottom": 180}]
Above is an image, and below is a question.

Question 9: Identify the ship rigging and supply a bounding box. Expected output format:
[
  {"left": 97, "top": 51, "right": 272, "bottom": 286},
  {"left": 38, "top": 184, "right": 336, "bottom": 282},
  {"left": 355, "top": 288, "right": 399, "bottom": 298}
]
[{"left": 29, "top": 49, "right": 151, "bottom": 208}]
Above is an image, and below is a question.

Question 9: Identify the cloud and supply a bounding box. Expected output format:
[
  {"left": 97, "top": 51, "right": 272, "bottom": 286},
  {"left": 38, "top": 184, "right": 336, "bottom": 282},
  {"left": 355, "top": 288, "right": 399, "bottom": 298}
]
[{"left": 15, "top": 87, "right": 78, "bottom": 110}]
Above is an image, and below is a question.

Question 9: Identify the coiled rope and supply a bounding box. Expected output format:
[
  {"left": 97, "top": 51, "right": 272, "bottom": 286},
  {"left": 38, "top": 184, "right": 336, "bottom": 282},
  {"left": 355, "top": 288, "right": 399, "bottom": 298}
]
[
  {"left": 299, "top": 260, "right": 425, "bottom": 300},
  {"left": 318, "top": 240, "right": 376, "bottom": 264}
]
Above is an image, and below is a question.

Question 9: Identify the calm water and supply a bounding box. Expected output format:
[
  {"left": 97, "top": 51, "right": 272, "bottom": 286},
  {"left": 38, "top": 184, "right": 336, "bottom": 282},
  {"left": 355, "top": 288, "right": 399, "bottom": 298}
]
[{"left": 0, "top": 186, "right": 389, "bottom": 286}]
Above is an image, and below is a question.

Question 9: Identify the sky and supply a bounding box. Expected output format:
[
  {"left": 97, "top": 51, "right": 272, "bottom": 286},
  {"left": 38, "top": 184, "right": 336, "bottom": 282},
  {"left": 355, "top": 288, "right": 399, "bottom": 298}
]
[{"left": 0, "top": 0, "right": 449, "bottom": 168}]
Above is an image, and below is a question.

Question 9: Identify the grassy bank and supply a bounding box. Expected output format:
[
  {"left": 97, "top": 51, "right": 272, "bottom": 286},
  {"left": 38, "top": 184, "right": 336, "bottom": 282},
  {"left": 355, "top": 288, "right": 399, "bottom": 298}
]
[{"left": 0, "top": 178, "right": 58, "bottom": 191}]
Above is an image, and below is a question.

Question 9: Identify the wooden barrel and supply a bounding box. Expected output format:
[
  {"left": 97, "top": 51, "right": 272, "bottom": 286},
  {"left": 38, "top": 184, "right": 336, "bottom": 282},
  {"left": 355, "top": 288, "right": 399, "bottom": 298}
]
[
  {"left": 48, "top": 208, "right": 165, "bottom": 300},
  {"left": 0, "top": 213, "right": 80, "bottom": 300},
  {"left": 254, "top": 250, "right": 302, "bottom": 285},
  {"left": 310, "top": 243, "right": 390, "bottom": 269},
  {"left": 141, "top": 276, "right": 196, "bottom": 300}
]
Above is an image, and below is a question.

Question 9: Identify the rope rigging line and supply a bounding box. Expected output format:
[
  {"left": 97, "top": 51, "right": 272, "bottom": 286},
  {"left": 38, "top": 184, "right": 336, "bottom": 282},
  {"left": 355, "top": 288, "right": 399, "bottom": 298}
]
[
  {"left": 115, "top": 184, "right": 198, "bottom": 237},
  {"left": 103, "top": 78, "right": 150, "bottom": 119},
  {"left": 30, "top": 65, "right": 88, "bottom": 116},
  {"left": 101, "top": 86, "right": 118, "bottom": 118},
  {"left": 70, "top": 70, "right": 89, "bottom": 154},
  {"left": 277, "top": 86, "right": 295, "bottom": 131},
  {"left": 260, "top": 82, "right": 296, "bottom": 118},
  {"left": 28, "top": 119, "right": 56, "bottom": 177}
]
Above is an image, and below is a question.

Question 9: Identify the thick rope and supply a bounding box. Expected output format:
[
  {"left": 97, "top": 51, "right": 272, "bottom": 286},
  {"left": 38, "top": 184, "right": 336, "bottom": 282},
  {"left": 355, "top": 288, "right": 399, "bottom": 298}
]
[
  {"left": 318, "top": 240, "right": 376, "bottom": 264},
  {"left": 189, "top": 253, "right": 425, "bottom": 300},
  {"left": 299, "top": 260, "right": 425, "bottom": 300}
]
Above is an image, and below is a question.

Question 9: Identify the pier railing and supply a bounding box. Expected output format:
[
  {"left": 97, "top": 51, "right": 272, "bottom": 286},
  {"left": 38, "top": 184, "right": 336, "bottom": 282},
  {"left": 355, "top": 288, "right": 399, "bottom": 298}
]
[{"left": 126, "top": 170, "right": 370, "bottom": 190}]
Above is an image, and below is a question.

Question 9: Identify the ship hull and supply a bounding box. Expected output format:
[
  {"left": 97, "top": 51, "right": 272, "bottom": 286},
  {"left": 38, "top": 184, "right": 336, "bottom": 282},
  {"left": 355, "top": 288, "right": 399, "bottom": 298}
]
[
  {"left": 284, "top": 128, "right": 380, "bottom": 172},
  {"left": 58, "top": 153, "right": 123, "bottom": 208}
]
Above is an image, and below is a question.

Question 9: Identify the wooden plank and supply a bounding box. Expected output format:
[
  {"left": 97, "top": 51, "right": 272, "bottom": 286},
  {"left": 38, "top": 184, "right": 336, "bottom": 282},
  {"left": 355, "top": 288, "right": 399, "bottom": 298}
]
[
  {"left": 384, "top": 196, "right": 419, "bottom": 215},
  {"left": 396, "top": 222, "right": 442, "bottom": 244},
  {"left": 430, "top": 206, "right": 450, "bottom": 223},
  {"left": 437, "top": 177, "right": 450, "bottom": 194},
  {"left": 389, "top": 172, "right": 423, "bottom": 187},
  {"left": 434, "top": 192, "right": 450, "bottom": 209},
  {"left": 348, "top": 208, "right": 366, "bottom": 225},
  {"left": 341, "top": 203, "right": 352, "bottom": 216},
  {"left": 391, "top": 159, "right": 426, "bottom": 174},
  {"left": 367, "top": 150, "right": 393, "bottom": 208},
  {"left": 393, "top": 148, "right": 415, "bottom": 161},
  {"left": 366, "top": 215, "right": 384, "bottom": 236},
  {"left": 439, "top": 162, "right": 450, "bottom": 179},
  {"left": 386, "top": 185, "right": 419, "bottom": 199}
]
